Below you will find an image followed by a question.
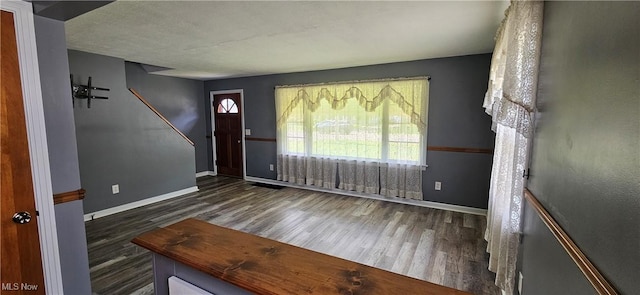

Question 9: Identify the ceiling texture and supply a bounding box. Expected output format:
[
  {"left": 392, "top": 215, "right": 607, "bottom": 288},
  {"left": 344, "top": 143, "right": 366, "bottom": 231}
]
[{"left": 65, "top": 1, "right": 508, "bottom": 80}]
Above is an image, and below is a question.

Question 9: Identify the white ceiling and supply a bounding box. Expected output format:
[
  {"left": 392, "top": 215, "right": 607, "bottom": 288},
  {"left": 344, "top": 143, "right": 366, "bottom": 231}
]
[{"left": 65, "top": 1, "right": 508, "bottom": 80}]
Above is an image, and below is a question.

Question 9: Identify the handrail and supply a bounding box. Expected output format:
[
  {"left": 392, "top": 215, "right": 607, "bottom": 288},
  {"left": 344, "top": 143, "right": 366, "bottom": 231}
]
[
  {"left": 523, "top": 188, "right": 618, "bottom": 295},
  {"left": 128, "top": 88, "right": 194, "bottom": 146}
]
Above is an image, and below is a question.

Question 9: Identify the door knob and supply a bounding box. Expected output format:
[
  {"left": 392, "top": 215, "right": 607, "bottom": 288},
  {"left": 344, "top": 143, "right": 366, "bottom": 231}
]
[
  {"left": 237, "top": 140, "right": 241, "bottom": 143},
  {"left": 12, "top": 211, "right": 31, "bottom": 224}
]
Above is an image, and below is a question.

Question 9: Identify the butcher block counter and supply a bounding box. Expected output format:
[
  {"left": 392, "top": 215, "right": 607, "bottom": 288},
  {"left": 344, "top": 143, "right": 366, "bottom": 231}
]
[{"left": 132, "top": 218, "right": 470, "bottom": 295}]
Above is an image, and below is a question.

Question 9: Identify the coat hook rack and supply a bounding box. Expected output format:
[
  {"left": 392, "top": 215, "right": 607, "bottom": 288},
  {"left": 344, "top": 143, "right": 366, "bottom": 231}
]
[{"left": 70, "top": 75, "right": 109, "bottom": 108}]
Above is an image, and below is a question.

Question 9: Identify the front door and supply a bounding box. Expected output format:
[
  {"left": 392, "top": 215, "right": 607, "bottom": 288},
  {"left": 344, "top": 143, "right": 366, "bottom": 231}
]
[
  {"left": 1, "top": 10, "right": 46, "bottom": 294},
  {"left": 213, "top": 93, "right": 243, "bottom": 178}
]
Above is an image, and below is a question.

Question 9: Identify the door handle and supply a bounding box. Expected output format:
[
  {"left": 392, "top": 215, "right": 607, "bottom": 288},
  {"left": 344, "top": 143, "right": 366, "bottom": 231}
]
[
  {"left": 237, "top": 140, "right": 241, "bottom": 144},
  {"left": 12, "top": 211, "right": 32, "bottom": 224}
]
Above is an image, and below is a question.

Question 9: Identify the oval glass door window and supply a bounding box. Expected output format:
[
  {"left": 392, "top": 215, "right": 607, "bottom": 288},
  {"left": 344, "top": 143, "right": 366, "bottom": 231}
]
[{"left": 217, "top": 98, "right": 238, "bottom": 114}]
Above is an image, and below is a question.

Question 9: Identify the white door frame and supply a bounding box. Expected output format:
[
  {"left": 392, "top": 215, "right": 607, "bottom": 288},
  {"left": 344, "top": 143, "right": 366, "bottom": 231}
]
[
  {"left": 210, "top": 89, "right": 246, "bottom": 179},
  {"left": 1, "top": 1, "right": 63, "bottom": 293}
]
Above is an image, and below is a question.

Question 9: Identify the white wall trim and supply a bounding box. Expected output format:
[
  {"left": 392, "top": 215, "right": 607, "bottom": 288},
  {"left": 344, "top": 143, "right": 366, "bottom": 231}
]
[
  {"left": 245, "top": 176, "right": 488, "bottom": 216},
  {"left": 195, "top": 171, "right": 216, "bottom": 178},
  {"left": 84, "top": 186, "right": 199, "bottom": 221},
  {"left": 1, "top": 1, "right": 64, "bottom": 293},
  {"left": 210, "top": 89, "right": 246, "bottom": 179}
]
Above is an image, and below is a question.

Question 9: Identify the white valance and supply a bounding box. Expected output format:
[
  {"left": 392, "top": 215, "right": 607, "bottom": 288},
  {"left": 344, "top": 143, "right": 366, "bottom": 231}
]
[
  {"left": 483, "top": 1, "right": 543, "bottom": 138},
  {"left": 276, "top": 77, "right": 429, "bottom": 133}
]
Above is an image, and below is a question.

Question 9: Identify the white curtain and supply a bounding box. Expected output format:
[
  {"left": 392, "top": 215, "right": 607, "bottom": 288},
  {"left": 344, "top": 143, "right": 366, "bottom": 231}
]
[
  {"left": 337, "top": 160, "right": 380, "bottom": 194},
  {"left": 277, "top": 155, "right": 338, "bottom": 189},
  {"left": 275, "top": 78, "right": 428, "bottom": 200},
  {"left": 380, "top": 163, "right": 422, "bottom": 200},
  {"left": 275, "top": 78, "right": 428, "bottom": 136},
  {"left": 483, "top": 0, "right": 544, "bottom": 293}
]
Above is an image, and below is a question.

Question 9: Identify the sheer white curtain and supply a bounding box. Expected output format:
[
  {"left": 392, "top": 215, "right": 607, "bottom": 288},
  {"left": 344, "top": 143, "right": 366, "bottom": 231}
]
[
  {"left": 337, "top": 160, "right": 380, "bottom": 194},
  {"left": 483, "top": 0, "right": 544, "bottom": 293},
  {"left": 380, "top": 163, "right": 422, "bottom": 200},
  {"left": 276, "top": 78, "right": 428, "bottom": 199}
]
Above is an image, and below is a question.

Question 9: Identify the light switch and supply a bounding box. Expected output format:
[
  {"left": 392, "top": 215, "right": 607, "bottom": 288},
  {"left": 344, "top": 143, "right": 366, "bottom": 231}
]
[{"left": 245, "top": 129, "right": 251, "bottom": 136}]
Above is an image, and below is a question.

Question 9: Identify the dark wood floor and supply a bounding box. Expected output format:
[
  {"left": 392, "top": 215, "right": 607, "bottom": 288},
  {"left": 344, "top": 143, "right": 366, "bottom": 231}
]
[{"left": 85, "top": 176, "right": 500, "bottom": 295}]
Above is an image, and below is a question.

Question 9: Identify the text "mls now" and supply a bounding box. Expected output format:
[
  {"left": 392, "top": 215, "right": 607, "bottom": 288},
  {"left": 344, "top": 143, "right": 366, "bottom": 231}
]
[{"left": 2, "top": 283, "right": 39, "bottom": 291}]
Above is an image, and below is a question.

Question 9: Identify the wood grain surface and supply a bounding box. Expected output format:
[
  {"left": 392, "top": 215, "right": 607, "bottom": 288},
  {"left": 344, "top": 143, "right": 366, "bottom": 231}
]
[
  {"left": 53, "top": 189, "right": 85, "bottom": 205},
  {"left": 133, "top": 218, "right": 470, "bottom": 295},
  {"left": 244, "top": 137, "right": 277, "bottom": 142},
  {"left": 1, "top": 10, "right": 46, "bottom": 294},
  {"left": 427, "top": 146, "right": 494, "bottom": 154}
]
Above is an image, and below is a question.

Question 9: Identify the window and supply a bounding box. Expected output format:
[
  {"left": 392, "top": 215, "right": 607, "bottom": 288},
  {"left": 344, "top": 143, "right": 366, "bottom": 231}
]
[
  {"left": 275, "top": 77, "right": 429, "bottom": 165},
  {"left": 217, "top": 98, "right": 238, "bottom": 114}
]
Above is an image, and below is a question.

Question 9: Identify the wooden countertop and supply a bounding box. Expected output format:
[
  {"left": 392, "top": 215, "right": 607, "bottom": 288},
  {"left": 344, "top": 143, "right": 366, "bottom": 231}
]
[{"left": 132, "top": 218, "right": 470, "bottom": 295}]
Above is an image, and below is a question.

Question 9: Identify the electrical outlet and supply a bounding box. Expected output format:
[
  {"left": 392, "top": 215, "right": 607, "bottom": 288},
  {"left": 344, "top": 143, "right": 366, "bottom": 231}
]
[
  {"left": 112, "top": 184, "right": 119, "bottom": 194},
  {"left": 245, "top": 129, "right": 251, "bottom": 136},
  {"left": 435, "top": 181, "right": 442, "bottom": 191},
  {"left": 269, "top": 164, "right": 274, "bottom": 171},
  {"left": 518, "top": 272, "right": 523, "bottom": 294}
]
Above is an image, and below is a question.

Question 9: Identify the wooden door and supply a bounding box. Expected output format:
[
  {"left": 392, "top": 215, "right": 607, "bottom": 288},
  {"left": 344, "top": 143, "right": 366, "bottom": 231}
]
[
  {"left": 213, "top": 93, "right": 243, "bottom": 177},
  {"left": 1, "top": 10, "right": 46, "bottom": 294}
]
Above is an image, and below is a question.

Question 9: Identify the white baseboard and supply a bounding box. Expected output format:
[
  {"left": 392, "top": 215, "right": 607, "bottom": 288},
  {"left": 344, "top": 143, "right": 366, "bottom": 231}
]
[
  {"left": 244, "top": 176, "right": 487, "bottom": 216},
  {"left": 196, "top": 171, "right": 216, "bottom": 177},
  {"left": 84, "top": 186, "right": 199, "bottom": 221}
]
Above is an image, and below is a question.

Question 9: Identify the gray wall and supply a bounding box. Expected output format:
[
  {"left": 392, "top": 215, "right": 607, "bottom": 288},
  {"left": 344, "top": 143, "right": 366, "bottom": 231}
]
[
  {"left": 53, "top": 201, "right": 92, "bottom": 293},
  {"left": 520, "top": 2, "right": 639, "bottom": 294},
  {"left": 125, "top": 62, "right": 208, "bottom": 172},
  {"left": 35, "top": 16, "right": 81, "bottom": 193},
  {"left": 34, "top": 15, "right": 91, "bottom": 295},
  {"left": 205, "top": 54, "right": 495, "bottom": 209},
  {"left": 68, "top": 50, "right": 196, "bottom": 213}
]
